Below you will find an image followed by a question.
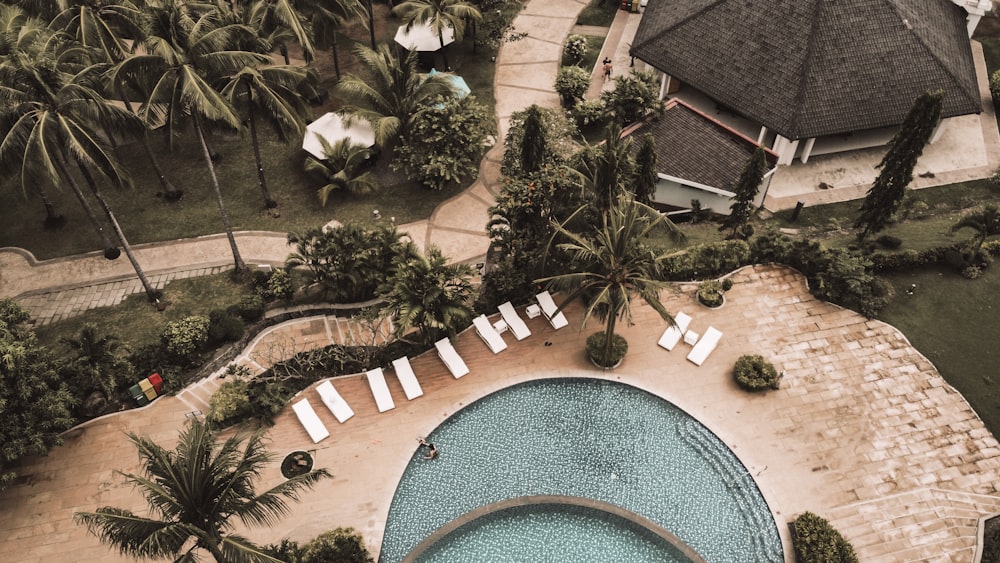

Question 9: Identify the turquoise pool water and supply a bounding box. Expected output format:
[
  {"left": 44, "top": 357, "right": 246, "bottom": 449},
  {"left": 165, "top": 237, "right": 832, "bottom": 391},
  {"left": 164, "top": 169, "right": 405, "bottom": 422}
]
[{"left": 379, "top": 378, "right": 783, "bottom": 562}]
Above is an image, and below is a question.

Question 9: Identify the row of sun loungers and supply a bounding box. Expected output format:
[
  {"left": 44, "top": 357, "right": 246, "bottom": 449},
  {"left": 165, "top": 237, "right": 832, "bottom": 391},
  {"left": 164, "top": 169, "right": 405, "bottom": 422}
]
[
  {"left": 292, "top": 296, "right": 567, "bottom": 442},
  {"left": 656, "top": 311, "right": 724, "bottom": 366}
]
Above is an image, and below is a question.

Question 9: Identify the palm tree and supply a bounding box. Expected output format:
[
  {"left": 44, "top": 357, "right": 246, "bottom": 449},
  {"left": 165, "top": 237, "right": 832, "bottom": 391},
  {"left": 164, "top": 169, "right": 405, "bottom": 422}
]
[
  {"left": 299, "top": 0, "right": 367, "bottom": 79},
  {"left": 0, "top": 36, "right": 161, "bottom": 301},
  {"left": 538, "top": 194, "right": 684, "bottom": 365},
  {"left": 222, "top": 64, "right": 314, "bottom": 208},
  {"left": 51, "top": 0, "right": 145, "bottom": 64},
  {"left": 112, "top": 1, "right": 271, "bottom": 274},
  {"left": 231, "top": 0, "right": 317, "bottom": 64},
  {"left": 305, "top": 137, "right": 378, "bottom": 206},
  {"left": 391, "top": 0, "right": 482, "bottom": 71},
  {"left": 75, "top": 419, "right": 330, "bottom": 562},
  {"left": 60, "top": 323, "right": 128, "bottom": 399},
  {"left": 380, "top": 245, "right": 474, "bottom": 345},
  {"left": 579, "top": 123, "right": 634, "bottom": 216},
  {"left": 335, "top": 43, "right": 452, "bottom": 149},
  {"left": 952, "top": 204, "right": 1000, "bottom": 255}
]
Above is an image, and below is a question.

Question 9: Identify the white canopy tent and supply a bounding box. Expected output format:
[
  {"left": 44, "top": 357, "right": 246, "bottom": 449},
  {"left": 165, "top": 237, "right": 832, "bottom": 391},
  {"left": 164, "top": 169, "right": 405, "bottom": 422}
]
[
  {"left": 302, "top": 112, "right": 376, "bottom": 160},
  {"left": 394, "top": 22, "right": 455, "bottom": 52}
]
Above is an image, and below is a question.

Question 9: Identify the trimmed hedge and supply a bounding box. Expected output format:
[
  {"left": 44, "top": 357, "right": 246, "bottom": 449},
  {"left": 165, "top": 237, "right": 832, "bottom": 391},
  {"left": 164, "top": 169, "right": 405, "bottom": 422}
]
[
  {"left": 733, "top": 355, "right": 779, "bottom": 391},
  {"left": 792, "top": 512, "right": 859, "bottom": 563}
]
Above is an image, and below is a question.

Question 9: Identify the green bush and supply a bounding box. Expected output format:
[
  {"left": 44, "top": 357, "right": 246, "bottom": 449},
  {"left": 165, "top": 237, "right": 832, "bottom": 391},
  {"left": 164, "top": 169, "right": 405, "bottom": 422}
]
[
  {"left": 792, "top": 512, "right": 859, "bottom": 563},
  {"left": 247, "top": 380, "right": 296, "bottom": 422},
  {"left": 991, "top": 69, "right": 1000, "bottom": 102},
  {"left": 208, "top": 310, "right": 245, "bottom": 345},
  {"left": 721, "top": 277, "right": 734, "bottom": 291},
  {"left": 570, "top": 98, "right": 608, "bottom": 129},
  {"left": 264, "top": 269, "right": 295, "bottom": 302},
  {"left": 207, "top": 379, "right": 252, "bottom": 427},
  {"left": 586, "top": 332, "right": 628, "bottom": 368},
  {"left": 301, "top": 527, "right": 373, "bottom": 563},
  {"left": 228, "top": 294, "right": 265, "bottom": 322},
  {"left": 662, "top": 240, "right": 750, "bottom": 280},
  {"left": 563, "top": 34, "right": 588, "bottom": 63},
  {"left": 555, "top": 65, "right": 591, "bottom": 105},
  {"left": 600, "top": 70, "right": 661, "bottom": 126},
  {"left": 697, "top": 280, "right": 725, "bottom": 307},
  {"left": 733, "top": 354, "right": 779, "bottom": 391},
  {"left": 161, "top": 315, "right": 210, "bottom": 359}
]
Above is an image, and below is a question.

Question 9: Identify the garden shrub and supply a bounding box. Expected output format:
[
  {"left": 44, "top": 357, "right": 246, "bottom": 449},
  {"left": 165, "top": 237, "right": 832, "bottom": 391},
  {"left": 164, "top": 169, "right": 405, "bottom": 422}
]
[
  {"left": 733, "top": 354, "right": 779, "bottom": 391},
  {"left": 721, "top": 277, "right": 735, "bottom": 291},
  {"left": 207, "top": 379, "right": 252, "bottom": 427},
  {"left": 246, "top": 380, "right": 296, "bottom": 422},
  {"left": 502, "top": 105, "right": 579, "bottom": 176},
  {"left": 991, "top": 69, "right": 1000, "bottom": 102},
  {"left": 792, "top": 512, "right": 859, "bottom": 563},
  {"left": 661, "top": 240, "right": 750, "bottom": 280},
  {"left": 563, "top": 34, "right": 587, "bottom": 64},
  {"left": 228, "top": 294, "right": 264, "bottom": 322},
  {"left": 600, "top": 70, "right": 661, "bottom": 126},
  {"left": 554, "top": 65, "right": 591, "bottom": 106},
  {"left": 161, "top": 315, "right": 210, "bottom": 360},
  {"left": 697, "top": 280, "right": 725, "bottom": 308},
  {"left": 570, "top": 98, "right": 608, "bottom": 129},
  {"left": 207, "top": 310, "right": 245, "bottom": 345},
  {"left": 875, "top": 234, "right": 902, "bottom": 250},
  {"left": 586, "top": 332, "right": 628, "bottom": 367},
  {"left": 263, "top": 269, "right": 294, "bottom": 302},
  {"left": 301, "top": 527, "right": 373, "bottom": 563}
]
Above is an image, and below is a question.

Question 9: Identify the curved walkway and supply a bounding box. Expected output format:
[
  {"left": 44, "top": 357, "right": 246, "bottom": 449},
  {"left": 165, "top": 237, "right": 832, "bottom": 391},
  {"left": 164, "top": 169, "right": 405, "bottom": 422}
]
[{"left": 3, "top": 266, "right": 1000, "bottom": 562}]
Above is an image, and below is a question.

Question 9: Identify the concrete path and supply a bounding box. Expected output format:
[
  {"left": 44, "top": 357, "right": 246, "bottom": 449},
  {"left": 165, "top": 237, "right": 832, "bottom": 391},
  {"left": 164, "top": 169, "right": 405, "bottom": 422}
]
[{"left": 3, "top": 266, "right": 1000, "bottom": 562}]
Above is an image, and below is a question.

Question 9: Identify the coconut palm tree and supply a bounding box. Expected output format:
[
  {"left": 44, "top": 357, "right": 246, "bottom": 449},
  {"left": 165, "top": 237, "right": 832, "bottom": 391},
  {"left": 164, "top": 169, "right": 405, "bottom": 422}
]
[
  {"left": 75, "top": 419, "right": 330, "bottom": 562},
  {"left": 299, "top": 0, "right": 367, "bottom": 79},
  {"left": 952, "top": 204, "right": 1000, "bottom": 255},
  {"left": 334, "top": 43, "right": 452, "bottom": 149},
  {"left": 221, "top": 64, "right": 314, "bottom": 208},
  {"left": 229, "top": 0, "right": 316, "bottom": 64},
  {"left": 391, "top": 0, "right": 482, "bottom": 71},
  {"left": 112, "top": 0, "right": 271, "bottom": 274},
  {"left": 538, "top": 194, "right": 684, "bottom": 366},
  {"left": 578, "top": 123, "right": 634, "bottom": 216},
  {"left": 379, "top": 245, "right": 474, "bottom": 346},
  {"left": 0, "top": 36, "right": 162, "bottom": 301},
  {"left": 51, "top": 0, "right": 145, "bottom": 64},
  {"left": 305, "top": 137, "right": 378, "bottom": 206}
]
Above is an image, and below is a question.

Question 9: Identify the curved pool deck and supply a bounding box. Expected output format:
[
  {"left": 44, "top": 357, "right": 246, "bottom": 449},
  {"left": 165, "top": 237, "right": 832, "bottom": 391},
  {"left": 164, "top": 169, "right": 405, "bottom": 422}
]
[{"left": 3, "top": 265, "right": 1000, "bottom": 562}]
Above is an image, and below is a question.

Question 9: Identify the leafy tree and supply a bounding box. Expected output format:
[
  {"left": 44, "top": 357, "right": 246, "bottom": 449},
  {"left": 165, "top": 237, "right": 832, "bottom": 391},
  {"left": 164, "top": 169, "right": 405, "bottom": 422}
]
[
  {"left": 952, "top": 204, "right": 1000, "bottom": 255},
  {"left": 393, "top": 94, "right": 495, "bottom": 190},
  {"left": 305, "top": 137, "right": 378, "bottom": 207},
  {"left": 632, "top": 133, "right": 657, "bottom": 205},
  {"left": 222, "top": 64, "right": 315, "bottom": 208},
  {"left": 75, "top": 419, "right": 330, "bottom": 562},
  {"left": 855, "top": 90, "right": 944, "bottom": 240},
  {"left": 286, "top": 224, "right": 408, "bottom": 302},
  {"left": 392, "top": 0, "right": 482, "bottom": 70},
  {"left": 519, "top": 104, "right": 546, "bottom": 174},
  {"left": 334, "top": 43, "right": 452, "bottom": 149},
  {"left": 719, "top": 145, "right": 768, "bottom": 239},
  {"left": 0, "top": 299, "right": 75, "bottom": 492},
  {"left": 60, "top": 323, "right": 131, "bottom": 401},
  {"left": 380, "top": 245, "right": 474, "bottom": 345},
  {"left": 600, "top": 69, "right": 661, "bottom": 126},
  {"left": 501, "top": 104, "right": 579, "bottom": 177},
  {"left": 538, "top": 195, "right": 683, "bottom": 364},
  {"left": 301, "top": 527, "right": 373, "bottom": 563},
  {"left": 554, "top": 65, "right": 589, "bottom": 105}
]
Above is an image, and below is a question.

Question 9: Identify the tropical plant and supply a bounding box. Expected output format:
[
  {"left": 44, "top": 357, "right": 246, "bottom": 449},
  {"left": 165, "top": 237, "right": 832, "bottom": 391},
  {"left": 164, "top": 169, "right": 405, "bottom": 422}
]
[
  {"left": 719, "top": 145, "right": 768, "bottom": 239},
  {"left": 230, "top": 0, "right": 316, "bottom": 64},
  {"left": 563, "top": 34, "right": 587, "bottom": 63},
  {"left": 75, "top": 419, "right": 331, "bottom": 562},
  {"left": 538, "top": 195, "right": 684, "bottom": 364},
  {"left": 501, "top": 104, "right": 579, "bottom": 176},
  {"left": 111, "top": 1, "right": 271, "bottom": 274},
  {"left": 578, "top": 123, "right": 634, "bottom": 215},
  {"left": 393, "top": 94, "right": 495, "bottom": 190},
  {"left": 222, "top": 64, "right": 315, "bottom": 208},
  {"left": 733, "top": 354, "right": 779, "bottom": 391},
  {"left": 696, "top": 279, "right": 725, "bottom": 308},
  {"left": 379, "top": 245, "right": 475, "bottom": 345},
  {"left": 299, "top": 0, "right": 368, "bottom": 78},
  {"left": 855, "top": 90, "right": 944, "bottom": 240},
  {"left": 305, "top": 137, "right": 378, "bottom": 206},
  {"left": 392, "top": 0, "right": 483, "bottom": 70},
  {"left": 0, "top": 299, "right": 75, "bottom": 493},
  {"left": 51, "top": 0, "right": 145, "bottom": 64},
  {"left": 554, "top": 65, "right": 590, "bottom": 105},
  {"left": 792, "top": 512, "right": 859, "bottom": 563},
  {"left": 600, "top": 69, "right": 661, "bottom": 126},
  {"left": 633, "top": 133, "right": 657, "bottom": 205},
  {"left": 519, "top": 104, "right": 546, "bottom": 174},
  {"left": 60, "top": 323, "right": 131, "bottom": 400},
  {"left": 952, "top": 204, "right": 1000, "bottom": 255},
  {"left": 300, "top": 527, "right": 374, "bottom": 563},
  {"left": 334, "top": 43, "right": 452, "bottom": 149}
]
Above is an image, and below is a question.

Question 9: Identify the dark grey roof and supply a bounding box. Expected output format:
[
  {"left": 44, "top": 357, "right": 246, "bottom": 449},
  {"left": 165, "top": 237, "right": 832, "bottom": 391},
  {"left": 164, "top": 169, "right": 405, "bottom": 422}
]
[
  {"left": 626, "top": 100, "right": 778, "bottom": 192},
  {"left": 630, "top": 0, "right": 981, "bottom": 140}
]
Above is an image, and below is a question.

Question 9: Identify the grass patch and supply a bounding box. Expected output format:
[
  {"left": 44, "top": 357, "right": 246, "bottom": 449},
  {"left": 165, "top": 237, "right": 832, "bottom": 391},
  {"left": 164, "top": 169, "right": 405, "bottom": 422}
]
[
  {"left": 878, "top": 266, "right": 1000, "bottom": 437},
  {"left": 576, "top": 0, "right": 618, "bottom": 27}
]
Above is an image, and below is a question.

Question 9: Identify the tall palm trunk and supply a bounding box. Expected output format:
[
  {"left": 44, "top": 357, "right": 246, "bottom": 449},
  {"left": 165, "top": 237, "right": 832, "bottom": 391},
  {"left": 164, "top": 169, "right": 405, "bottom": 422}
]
[
  {"left": 53, "top": 153, "right": 115, "bottom": 252},
  {"left": 37, "top": 186, "right": 65, "bottom": 228},
  {"left": 123, "top": 98, "right": 180, "bottom": 199},
  {"left": 193, "top": 113, "right": 246, "bottom": 274},
  {"left": 366, "top": 0, "right": 376, "bottom": 49},
  {"left": 331, "top": 30, "right": 341, "bottom": 79},
  {"left": 245, "top": 84, "right": 276, "bottom": 208}
]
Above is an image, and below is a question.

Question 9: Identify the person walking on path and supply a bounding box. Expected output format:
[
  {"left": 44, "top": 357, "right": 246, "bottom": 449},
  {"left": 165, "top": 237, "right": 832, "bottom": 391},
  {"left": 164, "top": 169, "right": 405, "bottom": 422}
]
[{"left": 603, "top": 57, "right": 613, "bottom": 80}]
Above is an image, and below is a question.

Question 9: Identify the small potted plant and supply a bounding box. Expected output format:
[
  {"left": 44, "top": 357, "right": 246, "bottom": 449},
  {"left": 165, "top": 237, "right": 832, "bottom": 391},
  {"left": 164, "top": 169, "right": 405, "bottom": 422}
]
[
  {"left": 733, "top": 354, "right": 781, "bottom": 392},
  {"left": 697, "top": 278, "right": 732, "bottom": 308},
  {"left": 586, "top": 332, "right": 628, "bottom": 369},
  {"left": 281, "top": 450, "right": 314, "bottom": 479}
]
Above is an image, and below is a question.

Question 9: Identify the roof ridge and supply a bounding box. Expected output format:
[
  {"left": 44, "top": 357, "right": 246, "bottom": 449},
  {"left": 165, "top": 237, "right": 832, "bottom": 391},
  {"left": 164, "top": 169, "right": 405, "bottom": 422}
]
[
  {"left": 783, "top": 0, "right": 824, "bottom": 139},
  {"left": 630, "top": 0, "right": 727, "bottom": 55}
]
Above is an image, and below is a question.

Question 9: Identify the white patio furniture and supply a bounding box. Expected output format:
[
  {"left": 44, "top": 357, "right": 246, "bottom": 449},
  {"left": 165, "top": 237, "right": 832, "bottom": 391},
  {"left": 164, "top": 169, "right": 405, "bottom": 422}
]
[
  {"left": 535, "top": 291, "right": 568, "bottom": 330},
  {"left": 498, "top": 301, "right": 531, "bottom": 340},
  {"left": 366, "top": 368, "right": 395, "bottom": 413},
  {"left": 657, "top": 311, "right": 692, "bottom": 351},
  {"left": 316, "top": 380, "right": 355, "bottom": 423},
  {"left": 687, "top": 326, "right": 723, "bottom": 366},
  {"left": 473, "top": 314, "right": 508, "bottom": 353},
  {"left": 292, "top": 399, "right": 329, "bottom": 443},
  {"left": 684, "top": 330, "right": 700, "bottom": 346},
  {"left": 435, "top": 337, "right": 470, "bottom": 378},
  {"left": 392, "top": 356, "right": 424, "bottom": 400}
]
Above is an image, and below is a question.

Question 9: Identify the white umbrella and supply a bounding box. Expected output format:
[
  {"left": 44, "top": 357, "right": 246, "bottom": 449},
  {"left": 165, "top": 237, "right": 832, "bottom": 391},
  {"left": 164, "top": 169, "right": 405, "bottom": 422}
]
[
  {"left": 302, "top": 112, "right": 376, "bottom": 159},
  {"left": 394, "top": 22, "right": 456, "bottom": 52}
]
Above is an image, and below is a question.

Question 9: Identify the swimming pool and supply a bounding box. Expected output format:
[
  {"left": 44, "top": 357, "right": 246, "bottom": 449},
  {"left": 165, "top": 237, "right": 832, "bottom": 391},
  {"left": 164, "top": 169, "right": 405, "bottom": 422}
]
[{"left": 379, "top": 378, "right": 783, "bottom": 562}]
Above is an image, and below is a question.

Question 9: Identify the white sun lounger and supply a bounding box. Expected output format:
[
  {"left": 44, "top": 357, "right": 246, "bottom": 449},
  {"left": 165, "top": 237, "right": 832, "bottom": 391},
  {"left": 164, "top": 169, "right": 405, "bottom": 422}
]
[
  {"left": 498, "top": 301, "right": 531, "bottom": 340},
  {"left": 473, "top": 314, "right": 508, "bottom": 353},
  {"left": 435, "top": 337, "right": 469, "bottom": 378},
  {"left": 657, "top": 311, "right": 693, "bottom": 351},
  {"left": 392, "top": 356, "right": 423, "bottom": 400},
  {"left": 316, "top": 380, "right": 355, "bottom": 423},
  {"left": 687, "top": 326, "right": 723, "bottom": 366},
  {"left": 292, "top": 398, "right": 329, "bottom": 443},
  {"left": 536, "top": 291, "right": 568, "bottom": 330},
  {"left": 366, "top": 368, "right": 395, "bottom": 412}
]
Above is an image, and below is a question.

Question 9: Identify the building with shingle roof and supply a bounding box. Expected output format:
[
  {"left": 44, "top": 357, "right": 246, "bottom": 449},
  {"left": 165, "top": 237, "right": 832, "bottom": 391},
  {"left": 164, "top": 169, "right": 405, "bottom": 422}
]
[
  {"left": 624, "top": 99, "right": 778, "bottom": 214},
  {"left": 630, "top": 0, "right": 991, "bottom": 165}
]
